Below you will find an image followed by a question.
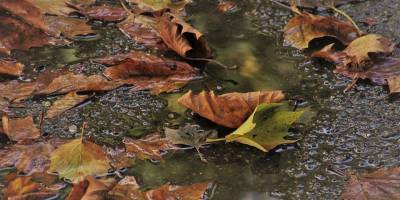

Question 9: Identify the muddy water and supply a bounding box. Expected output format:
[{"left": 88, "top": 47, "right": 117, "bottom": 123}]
[{"left": 1, "top": 0, "right": 400, "bottom": 199}]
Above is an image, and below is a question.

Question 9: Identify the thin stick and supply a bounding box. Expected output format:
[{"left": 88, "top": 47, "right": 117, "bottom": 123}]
[
  {"left": 195, "top": 147, "right": 208, "bottom": 163},
  {"left": 269, "top": 0, "right": 291, "bottom": 10},
  {"left": 343, "top": 75, "right": 359, "bottom": 92},
  {"left": 329, "top": 5, "right": 361, "bottom": 33}
]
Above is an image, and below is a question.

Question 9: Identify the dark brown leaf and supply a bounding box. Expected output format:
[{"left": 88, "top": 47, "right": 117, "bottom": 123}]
[
  {"left": 341, "top": 167, "right": 400, "bottom": 200},
  {"left": 0, "top": 59, "right": 24, "bottom": 76},
  {"left": 1, "top": 115, "right": 41, "bottom": 143},
  {"left": 177, "top": 90, "right": 285, "bottom": 128}
]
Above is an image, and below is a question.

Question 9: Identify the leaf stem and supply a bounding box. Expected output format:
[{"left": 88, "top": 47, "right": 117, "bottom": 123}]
[{"left": 328, "top": 5, "right": 361, "bottom": 33}]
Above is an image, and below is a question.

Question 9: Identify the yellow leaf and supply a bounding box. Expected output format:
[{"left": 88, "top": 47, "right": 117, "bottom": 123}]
[{"left": 49, "top": 138, "right": 110, "bottom": 183}]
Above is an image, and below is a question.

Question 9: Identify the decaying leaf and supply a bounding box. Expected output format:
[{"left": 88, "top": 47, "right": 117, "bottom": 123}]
[
  {"left": 156, "top": 12, "right": 212, "bottom": 58},
  {"left": 178, "top": 90, "right": 285, "bottom": 128},
  {"left": 78, "top": 5, "right": 128, "bottom": 22},
  {"left": 3, "top": 176, "right": 58, "bottom": 200},
  {"left": 46, "top": 92, "right": 89, "bottom": 119},
  {"left": 0, "top": 81, "right": 42, "bottom": 103},
  {"left": 49, "top": 138, "right": 111, "bottom": 183},
  {"left": 129, "top": 0, "right": 191, "bottom": 13},
  {"left": 341, "top": 167, "right": 400, "bottom": 200},
  {"left": 44, "top": 15, "right": 93, "bottom": 38},
  {"left": 219, "top": 103, "right": 304, "bottom": 152},
  {"left": 30, "top": 0, "right": 95, "bottom": 16},
  {"left": 96, "top": 51, "right": 200, "bottom": 94},
  {"left": 0, "top": 139, "right": 63, "bottom": 174},
  {"left": 123, "top": 133, "right": 176, "bottom": 161},
  {"left": 108, "top": 176, "right": 210, "bottom": 200},
  {"left": 2, "top": 115, "right": 41, "bottom": 143},
  {"left": 216, "top": 1, "right": 238, "bottom": 13},
  {"left": 311, "top": 43, "right": 347, "bottom": 64},
  {"left": 283, "top": 11, "right": 361, "bottom": 49},
  {"left": 66, "top": 176, "right": 115, "bottom": 200},
  {"left": 387, "top": 76, "right": 400, "bottom": 94},
  {"left": 0, "top": 59, "right": 24, "bottom": 76}
]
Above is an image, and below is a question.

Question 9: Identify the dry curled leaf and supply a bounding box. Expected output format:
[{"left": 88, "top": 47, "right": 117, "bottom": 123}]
[
  {"left": 156, "top": 12, "right": 212, "bottom": 58},
  {"left": 177, "top": 90, "right": 285, "bottom": 128},
  {"left": 49, "top": 138, "right": 111, "bottom": 183},
  {"left": 341, "top": 167, "right": 400, "bottom": 200},
  {"left": 283, "top": 11, "right": 361, "bottom": 49},
  {"left": 46, "top": 92, "right": 89, "bottom": 119},
  {"left": 0, "top": 59, "right": 24, "bottom": 76},
  {"left": 2, "top": 115, "right": 41, "bottom": 143},
  {"left": 123, "top": 133, "right": 176, "bottom": 161}
]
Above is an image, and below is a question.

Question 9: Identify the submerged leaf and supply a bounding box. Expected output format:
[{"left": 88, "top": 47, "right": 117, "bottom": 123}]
[
  {"left": 223, "top": 103, "right": 304, "bottom": 152},
  {"left": 283, "top": 11, "right": 360, "bottom": 49},
  {"left": 341, "top": 167, "right": 400, "bottom": 200},
  {"left": 178, "top": 90, "right": 285, "bottom": 128},
  {"left": 49, "top": 138, "right": 110, "bottom": 183},
  {"left": 46, "top": 92, "right": 89, "bottom": 119},
  {"left": 1, "top": 115, "right": 41, "bottom": 143}
]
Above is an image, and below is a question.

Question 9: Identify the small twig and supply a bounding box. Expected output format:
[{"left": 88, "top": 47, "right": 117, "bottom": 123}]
[
  {"left": 328, "top": 4, "right": 361, "bottom": 33},
  {"left": 343, "top": 75, "right": 359, "bottom": 92},
  {"left": 269, "top": 0, "right": 292, "bottom": 10},
  {"left": 184, "top": 57, "right": 238, "bottom": 70},
  {"left": 195, "top": 147, "right": 208, "bottom": 163}
]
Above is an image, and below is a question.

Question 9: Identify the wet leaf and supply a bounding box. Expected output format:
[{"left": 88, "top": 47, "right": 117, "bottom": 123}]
[
  {"left": 78, "top": 5, "right": 128, "bottom": 22},
  {"left": 0, "top": 139, "right": 63, "bottom": 174},
  {"left": 0, "top": 59, "right": 24, "bottom": 76},
  {"left": 311, "top": 43, "right": 347, "bottom": 64},
  {"left": 31, "top": 0, "right": 95, "bottom": 16},
  {"left": 3, "top": 176, "right": 58, "bottom": 200},
  {"left": 108, "top": 176, "right": 210, "bottom": 200},
  {"left": 129, "top": 0, "right": 191, "bottom": 13},
  {"left": 216, "top": 1, "right": 238, "bottom": 13},
  {"left": 1, "top": 115, "right": 41, "bottom": 143},
  {"left": 0, "top": 81, "right": 42, "bottom": 103},
  {"left": 46, "top": 92, "right": 89, "bottom": 119},
  {"left": 283, "top": 11, "right": 361, "bottom": 49},
  {"left": 118, "top": 15, "right": 164, "bottom": 47},
  {"left": 156, "top": 12, "right": 212, "bottom": 58},
  {"left": 178, "top": 90, "right": 285, "bottom": 128},
  {"left": 341, "top": 167, "right": 400, "bottom": 200},
  {"left": 387, "top": 76, "right": 400, "bottom": 94},
  {"left": 277, "top": 0, "right": 363, "bottom": 10},
  {"left": 96, "top": 51, "right": 200, "bottom": 94},
  {"left": 44, "top": 15, "right": 93, "bottom": 38},
  {"left": 222, "top": 103, "right": 304, "bottom": 152},
  {"left": 123, "top": 133, "right": 176, "bottom": 161},
  {"left": 66, "top": 176, "right": 115, "bottom": 200},
  {"left": 49, "top": 138, "right": 111, "bottom": 183}
]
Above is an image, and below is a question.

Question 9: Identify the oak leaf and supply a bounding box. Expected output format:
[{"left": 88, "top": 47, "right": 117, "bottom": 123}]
[
  {"left": 177, "top": 90, "right": 285, "bottom": 128},
  {"left": 49, "top": 138, "right": 111, "bottom": 183},
  {"left": 1, "top": 115, "right": 41, "bottom": 143}
]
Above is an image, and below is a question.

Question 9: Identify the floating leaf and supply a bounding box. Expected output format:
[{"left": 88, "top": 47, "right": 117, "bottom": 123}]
[
  {"left": 283, "top": 11, "right": 360, "bottom": 49},
  {"left": 220, "top": 103, "right": 304, "bottom": 152},
  {"left": 123, "top": 133, "right": 176, "bottom": 161},
  {"left": 341, "top": 167, "right": 400, "bottom": 200},
  {"left": 1, "top": 115, "right": 41, "bottom": 143},
  {"left": 49, "top": 138, "right": 110, "bottom": 183},
  {"left": 0, "top": 59, "right": 24, "bottom": 76},
  {"left": 178, "top": 90, "right": 285, "bottom": 128},
  {"left": 46, "top": 92, "right": 89, "bottom": 119}
]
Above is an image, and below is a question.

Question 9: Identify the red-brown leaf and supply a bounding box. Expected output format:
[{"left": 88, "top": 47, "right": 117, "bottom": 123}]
[
  {"left": 0, "top": 59, "right": 24, "bottom": 76},
  {"left": 1, "top": 115, "right": 41, "bottom": 143}
]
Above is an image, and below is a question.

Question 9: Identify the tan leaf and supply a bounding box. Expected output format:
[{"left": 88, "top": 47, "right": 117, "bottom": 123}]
[
  {"left": 129, "top": 0, "right": 191, "bottom": 13},
  {"left": 387, "top": 76, "right": 400, "bottom": 94},
  {"left": 3, "top": 176, "right": 57, "bottom": 200},
  {"left": 341, "top": 167, "right": 400, "bottom": 200},
  {"left": 49, "top": 138, "right": 111, "bottom": 183},
  {"left": 283, "top": 11, "right": 361, "bottom": 49},
  {"left": 177, "top": 90, "right": 285, "bottom": 128},
  {"left": 0, "top": 81, "right": 42, "bottom": 103},
  {"left": 66, "top": 176, "right": 115, "bottom": 200},
  {"left": 78, "top": 5, "right": 128, "bottom": 22},
  {"left": 46, "top": 92, "right": 89, "bottom": 119},
  {"left": 123, "top": 133, "right": 176, "bottom": 161},
  {"left": 0, "top": 59, "right": 24, "bottom": 76},
  {"left": 2, "top": 115, "right": 41, "bottom": 143},
  {"left": 156, "top": 12, "right": 212, "bottom": 58}
]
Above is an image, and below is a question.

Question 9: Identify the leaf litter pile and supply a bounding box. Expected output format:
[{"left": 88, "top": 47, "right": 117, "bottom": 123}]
[{"left": 0, "top": 0, "right": 398, "bottom": 199}]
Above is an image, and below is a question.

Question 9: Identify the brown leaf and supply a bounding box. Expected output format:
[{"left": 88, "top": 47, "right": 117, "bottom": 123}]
[
  {"left": 31, "top": 0, "right": 95, "bottom": 16},
  {"left": 0, "top": 139, "right": 64, "bottom": 174},
  {"left": 106, "top": 147, "right": 133, "bottom": 170},
  {"left": 3, "top": 176, "right": 58, "bottom": 200},
  {"left": 283, "top": 11, "right": 361, "bottom": 49},
  {"left": 78, "top": 5, "right": 128, "bottom": 22},
  {"left": 96, "top": 51, "right": 200, "bottom": 94},
  {"left": 2, "top": 115, "right": 41, "bottom": 143},
  {"left": 44, "top": 15, "right": 93, "bottom": 38},
  {"left": 387, "top": 76, "right": 400, "bottom": 94},
  {"left": 0, "top": 59, "right": 24, "bottom": 76},
  {"left": 46, "top": 92, "right": 89, "bottom": 119},
  {"left": 129, "top": 0, "right": 191, "bottom": 13},
  {"left": 216, "top": 1, "right": 238, "bottom": 13},
  {"left": 123, "top": 133, "right": 176, "bottom": 161},
  {"left": 108, "top": 176, "right": 210, "bottom": 200},
  {"left": 341, "top": 167, "right": 400, "bottom": 200},
  {"left": 156, "top": 12, "right": 212, "bottom": 58},
  {"left": 66, "top": 176, "right": 115, "bottom": 200},
  {"left": 0, "top": 81, "right": 42, "bottom": 103},
  {"left": 177, "top": 90, "right": 285, "bottom": 128}
]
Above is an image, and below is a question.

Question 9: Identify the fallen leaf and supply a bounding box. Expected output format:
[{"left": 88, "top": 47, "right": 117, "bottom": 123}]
[
  {"left": 118, "top": 15, "right": 164, "bottom": 47},
  {"left": 44, "top": 15, "right": 93, "bottom": 38},
  {"left": 66, "top": 176, "right": 115, "bottom": 200},
  {"left": 123, "top": 133, "right": 176, "bottom": 161},
  {"left": 0, "top": 59, "right": 24, "bottom": 76},
  {"left": 311, "top": 43, "right": 347, "bottom": 64},
  {"left": 283, "top": 11, "right": 361, "bottom": 49},
  {"left": 106, "top": 147, "right": 133, "bottom": 170},
  {"left": 156, "top": 11, "right": 212, "bottom": 58},
  {"left": 108, "top": 176, "right": 210, "bottom": 200},
  {"left": 360, "top": 17, "right": 378, "bottom": 27},
  {"left": 387, "top": 76, "right": 400, "bottom": 94},
  {"left": 78, "top": 5, "right": 128, "bottom": 22},
  {"left": 49, "top": 138, "right": 111, "bottom": 183},
  {"left": 0, "top": 139, "right": 63, "bottom": 174},
  {"left": 46, "top": 92, "right": 89, "bottom": 119},
  {"left": 222, "top": 103, "right": 304, "bottom": 152},
  {"left": 2, "top": 115, "right": 41, "bottom": 143},
  {"left": 129, "top": 0, "right": 191, "bottom": 13},
  {"left": 0, "top": 0, "right": 47, "bottom": 31},
  {"left": 177, "top": 90, "right": 285, "bottom": 128},
  {"left": 31, "top": 0, "right": 95, "bottom": 16},
  {"left": 216, "top": 1, "right": 238, "bottom": 13},
  {"left": 277, "top": 0, "right": 363, "bottom": 10},
  {"left": 0, "top": 81, "right": 42, "bottom": 103},
  {"left": 96, "top": 51, "right": 200, "bottom": 94},
  {"left": 341, "top": 167, "right": 400, "bottom": 200},
  {"left": 3, "top": 176, "right": 58, "bottom": 200}
]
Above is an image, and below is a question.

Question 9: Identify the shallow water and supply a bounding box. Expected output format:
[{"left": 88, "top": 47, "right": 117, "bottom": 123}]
[{"left": 1, "top": 0, "right": 400, "bottom": 199}]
